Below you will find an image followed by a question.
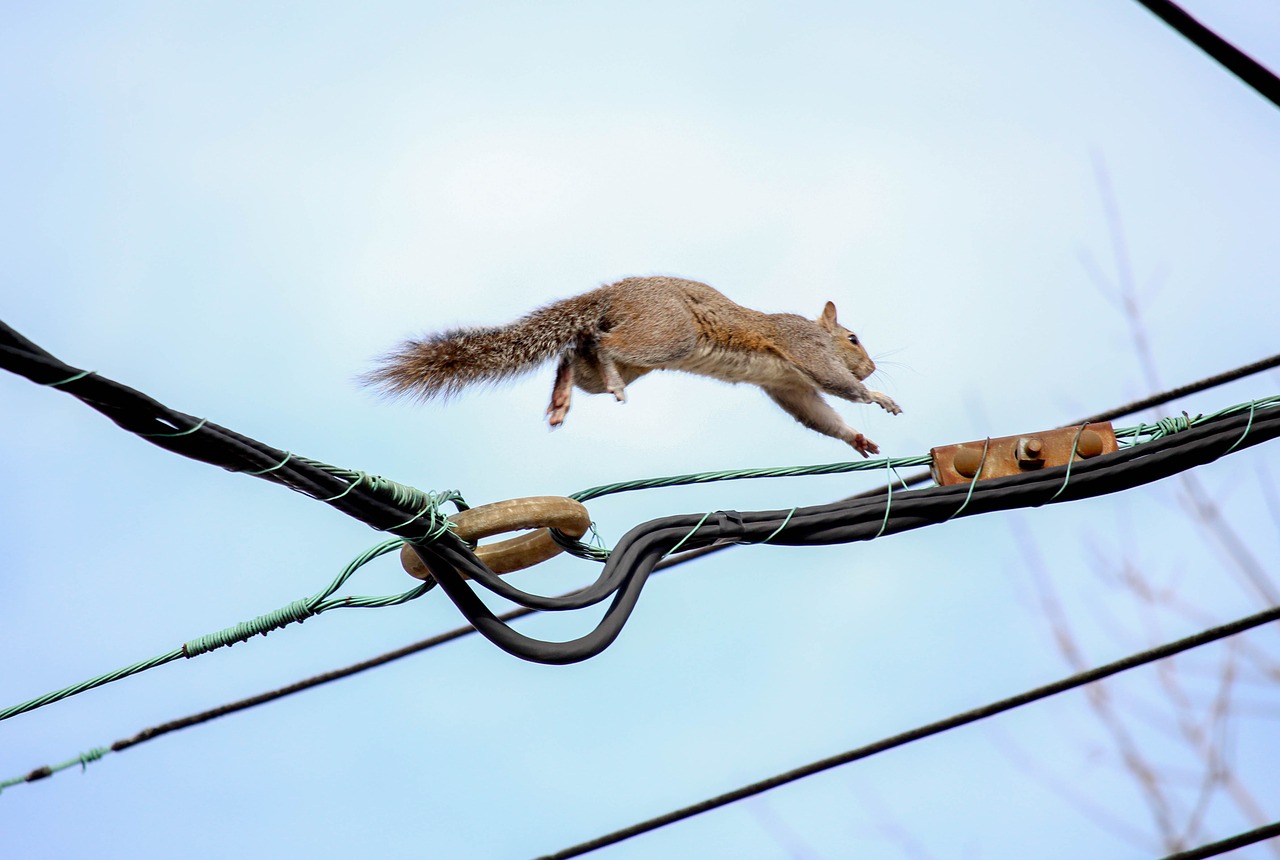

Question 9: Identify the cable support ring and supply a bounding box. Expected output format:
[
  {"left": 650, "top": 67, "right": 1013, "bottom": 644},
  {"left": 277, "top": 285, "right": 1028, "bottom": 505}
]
[{"left": 401, "top": 495, "right": 592, "bottom": 579}]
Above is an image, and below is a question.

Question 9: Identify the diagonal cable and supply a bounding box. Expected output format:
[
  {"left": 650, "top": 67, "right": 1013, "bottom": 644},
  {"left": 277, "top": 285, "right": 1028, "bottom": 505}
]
[
  {"left": 534, "top": 603, "right": 1280, "bottom": 859},
  {"left": 1130, "top": 0, "right": 1280, "bottom": 111}
]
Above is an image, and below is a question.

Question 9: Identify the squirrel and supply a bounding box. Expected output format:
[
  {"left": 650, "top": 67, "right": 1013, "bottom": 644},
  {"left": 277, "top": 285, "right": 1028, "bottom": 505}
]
[{"left": 364, "top": 276, "right": 902, "bottom": 455}]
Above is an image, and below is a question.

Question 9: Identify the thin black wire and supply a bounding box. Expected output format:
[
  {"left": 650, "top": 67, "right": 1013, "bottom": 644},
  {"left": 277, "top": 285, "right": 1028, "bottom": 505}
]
[
  {"left": 1158, "top": 821, "right": 1280, "bottom": 860},
  {"left": 1130, "top": 0, "right": 1280, "bottom": 111},
  {"left": 535, "top": 603, "right": 1280, "bottom": 860},
  {"left": 12, "top": 551, "right": 706, "bottom": 787},
  {"left": 1075, "top": 353, "right": 1280, "bottom": 425}
]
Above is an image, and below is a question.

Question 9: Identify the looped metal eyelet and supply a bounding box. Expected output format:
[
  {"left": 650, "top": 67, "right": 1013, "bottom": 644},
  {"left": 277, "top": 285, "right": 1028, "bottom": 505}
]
[{"left": 401, "top": 495, "right": 591, "bottom": 579}]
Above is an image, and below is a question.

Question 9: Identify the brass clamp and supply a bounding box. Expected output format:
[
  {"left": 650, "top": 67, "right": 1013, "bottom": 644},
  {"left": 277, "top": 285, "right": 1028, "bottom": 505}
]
[{"left": 401, "top": 495, "right": 592, "bottom": 580}]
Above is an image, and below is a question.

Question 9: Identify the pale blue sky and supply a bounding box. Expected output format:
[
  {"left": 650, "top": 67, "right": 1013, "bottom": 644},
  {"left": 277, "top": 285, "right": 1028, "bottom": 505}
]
[{"left": 2, "top": 3, "right": 1278, "bottom": 858}]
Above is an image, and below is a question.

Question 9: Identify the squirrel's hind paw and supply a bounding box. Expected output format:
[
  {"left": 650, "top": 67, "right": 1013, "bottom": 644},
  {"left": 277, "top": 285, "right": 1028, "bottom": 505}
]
[
  {"left": 546, "top": 387, "right": 572, "bottom": 427},
  {"left": 546, "top": 403, "right": 570, "bottom": 428}
]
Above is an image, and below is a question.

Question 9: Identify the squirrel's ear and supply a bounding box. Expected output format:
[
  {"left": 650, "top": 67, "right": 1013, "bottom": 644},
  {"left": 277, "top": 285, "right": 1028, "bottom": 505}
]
[{"left": 819, "top": 301, "right": 839, "bottom": 330}]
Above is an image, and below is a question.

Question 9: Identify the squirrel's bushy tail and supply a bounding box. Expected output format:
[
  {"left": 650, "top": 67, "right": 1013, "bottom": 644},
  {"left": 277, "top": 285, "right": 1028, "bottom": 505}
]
[{"left": 362, "top": 292, "right": 608, "bottom": 399}]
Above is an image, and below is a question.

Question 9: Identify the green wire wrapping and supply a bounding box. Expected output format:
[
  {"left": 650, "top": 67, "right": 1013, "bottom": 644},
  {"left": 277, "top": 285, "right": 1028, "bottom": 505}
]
[
  {"left": 1115, "top": 395, "right": 1280, "bottom": 444},
  {"left": 0, "top": 747, "right": 110, "bottom": 792},
  {"left": 569, "top": 455, "right": 935, "bottom": 503},
  {"left": 0, "top": 538, "right": 436, "bottom": 726},
  {"left": 553, "top": 454, "right": 936, "bottom": 561}
]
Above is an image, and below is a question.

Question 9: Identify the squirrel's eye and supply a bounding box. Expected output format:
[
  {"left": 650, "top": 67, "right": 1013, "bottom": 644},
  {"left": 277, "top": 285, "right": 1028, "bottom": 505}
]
[{"left": 847, "top": 334, "right": 860, "bottom": 346}]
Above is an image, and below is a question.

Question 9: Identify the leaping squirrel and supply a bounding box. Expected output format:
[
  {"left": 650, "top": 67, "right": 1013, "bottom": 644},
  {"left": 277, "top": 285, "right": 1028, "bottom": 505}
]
[{"left": 365, "top": 276, "right": 902, "bottom": 455}]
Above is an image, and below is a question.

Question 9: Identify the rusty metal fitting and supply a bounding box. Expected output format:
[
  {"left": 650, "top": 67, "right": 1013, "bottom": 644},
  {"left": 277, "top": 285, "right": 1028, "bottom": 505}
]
[
  {"left": 401, "top": 495, "right": 592, "bottom": 580},
  {"left": 931, "top": 422, "right": 1119, "bottom": 486}
]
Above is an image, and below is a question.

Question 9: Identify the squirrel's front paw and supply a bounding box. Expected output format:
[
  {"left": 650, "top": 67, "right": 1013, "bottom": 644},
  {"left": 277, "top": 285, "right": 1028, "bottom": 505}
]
[{"left": 870, "top": 392, "right": 902, "bottom": 415}]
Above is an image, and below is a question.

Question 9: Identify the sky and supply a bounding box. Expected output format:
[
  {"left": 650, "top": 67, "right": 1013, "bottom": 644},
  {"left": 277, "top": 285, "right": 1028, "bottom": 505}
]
[{"left": 2, "top": 2, "right": 1279, "bottom": 858}]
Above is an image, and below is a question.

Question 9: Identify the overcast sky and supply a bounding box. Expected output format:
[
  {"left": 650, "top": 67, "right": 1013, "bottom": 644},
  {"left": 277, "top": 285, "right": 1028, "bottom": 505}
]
[{"left": 2, "top": 3, "right": 1278, "bottom": 858}]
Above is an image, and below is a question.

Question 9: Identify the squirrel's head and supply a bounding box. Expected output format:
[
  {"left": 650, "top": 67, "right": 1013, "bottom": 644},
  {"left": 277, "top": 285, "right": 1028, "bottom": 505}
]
[{"left": 818, "top": 301, "right": 876, "bottom": 381}]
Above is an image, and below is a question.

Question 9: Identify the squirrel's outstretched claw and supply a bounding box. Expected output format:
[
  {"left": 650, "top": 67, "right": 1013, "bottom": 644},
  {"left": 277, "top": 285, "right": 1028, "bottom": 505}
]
[{"left": 870, "top": 392, "right": 902, "bottom": 415}]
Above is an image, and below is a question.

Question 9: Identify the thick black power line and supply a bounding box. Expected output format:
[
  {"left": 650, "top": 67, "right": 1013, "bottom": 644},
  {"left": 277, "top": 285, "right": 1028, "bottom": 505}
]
[
  {"left": 411, "top": 402, "right": 1280, "bottom": 664},
  {"left": 5, "top": 341, "right": 1279, "bottom": 782},
  {"left": 1131, "top": 0, "right": 1280, "bottom": 111},
  {"left": 16, "top": 398, "right": 1279, "bottom": 785},
  {"left": 535, "top": 603, "right": 1280, "bottom": 859},
  {"left": 0, "top": 323, "right": 471, "bottom": 550}
]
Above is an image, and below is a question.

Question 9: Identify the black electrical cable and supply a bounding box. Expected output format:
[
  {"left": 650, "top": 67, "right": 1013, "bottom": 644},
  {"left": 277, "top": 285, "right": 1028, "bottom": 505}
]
[
  {"left": 1130, "top": 0, "right": 1280, "bottom": 111},
  {"left": 1159, "top": 821, "right": 1280, "bottom": 860},
  {"left": 534, "top": 602, "right": 1280, "bottom": 859},
  {"left": 0, "top": 324, "right": 472, "bottom": 549},
  {"left": 414, "top": 403, "right": 1280, "bottom": 664},
  {"left": 15, "top": 352, "right": 1278, "bottom": 776},
  {"left": 1076, "top": 353, "right": 1280, "bottom": 425}
]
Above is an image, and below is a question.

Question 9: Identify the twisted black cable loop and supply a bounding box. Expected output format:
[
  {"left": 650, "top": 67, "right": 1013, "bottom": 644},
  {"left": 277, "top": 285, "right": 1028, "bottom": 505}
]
[{"left": 415, "top": 404, "right": 1280, "bottom": 664}]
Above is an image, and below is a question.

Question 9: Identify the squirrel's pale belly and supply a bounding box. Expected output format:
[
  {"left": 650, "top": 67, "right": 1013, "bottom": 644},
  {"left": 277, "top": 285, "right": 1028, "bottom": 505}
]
[{"left": 668, "top": 343, "right": 804, "bottom": 387}]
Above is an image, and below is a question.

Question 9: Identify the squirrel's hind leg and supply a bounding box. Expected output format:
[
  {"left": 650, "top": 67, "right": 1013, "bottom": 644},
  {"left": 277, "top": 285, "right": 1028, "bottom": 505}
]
[
  {"left": 765, "top": 385, "right": 880, "bottom": 457},
  {"left": 546, "top": 355, "right": 574, "bottom": 427},
  {"left": 565, "top": 349, "right": 645, "bottom": 403},
  {"left": 599, "top": 356, "right": 627, "bottom": 402}
]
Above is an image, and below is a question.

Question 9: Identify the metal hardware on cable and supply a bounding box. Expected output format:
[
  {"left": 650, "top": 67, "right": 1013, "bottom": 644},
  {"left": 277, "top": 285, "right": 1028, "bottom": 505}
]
[
  {"left": 931, "top": 423, "right": 1117, "bottom": 485},
  {"left": 400, "top": 496, "right": 591, "bottom": 579}
]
